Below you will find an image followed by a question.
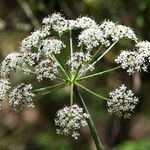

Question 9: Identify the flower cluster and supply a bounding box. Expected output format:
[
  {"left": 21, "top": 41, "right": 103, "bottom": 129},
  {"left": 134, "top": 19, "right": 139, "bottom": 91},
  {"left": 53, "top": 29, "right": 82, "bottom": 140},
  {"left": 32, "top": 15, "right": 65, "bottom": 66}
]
[
  {"left": 0, "top": 13, "right": 150, "bottom": 141},
  {"left": 0, "top": 79, "right": 10, "bottom": 108},
  {"left": 42, "top": 13, "right": 68, "bottom": 34},
  {"left": 75, "top": 16, "right": 97, "bottom": 29},
  {"left": 21, "top": 29, "right": 49, "bottom": 51},
  {"left": 20, "top": 29, "right": 49, "bottom": 66},
  {"left": 42, "top": 13, "right": 97, "bottom": 34},
  {"left": 9, "top": 84, "right": 35, "bottom": 112},
  {"left": 115, "top": 50, "right": 147, "bottom": 74},
  {"left": 116, "top": 41, "right": 150, "bottom": 74},
  {"left": 99, "top": 20, "right": 137, "bottom": 45},
  {"left": 107, "top": 85, "right": 139, "bottom": 118},
  {"left": 35, "top": 59, "right": 59, "bottom": 81},
  {"left": 0, "top": 53, "right": 24, "bottom": 77},
  {"left": 55, "top": 104, "right": 89, "bottom": 139},
  {"left": 41, "top": 38, "right": 65, "bottom": 56},
  {"left": 78, "top": 20, "right": 137, "bottom": 50},
  {"left": 67, "top": 52, "right": 94, "bottom": 74},
  {"left": 78, "top": 27, "right": 104, "bottom": 50},
  {"left": 136, "top": 41, "right": 150, "bottom": 61}
]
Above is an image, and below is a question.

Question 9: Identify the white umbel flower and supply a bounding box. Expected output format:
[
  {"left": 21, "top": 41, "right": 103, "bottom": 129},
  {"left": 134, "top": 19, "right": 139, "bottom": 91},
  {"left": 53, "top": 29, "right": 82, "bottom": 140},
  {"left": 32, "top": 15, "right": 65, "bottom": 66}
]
[
  {"left": 67, "top": 52, "right": 94, "bottom": 75},
  {"left": 9, "top": 84, "right": 35, "bottom": 112},
  {"left": 136, "top": 41, "right": 150, "bottom": 61},
  {"left": 20, "top": 29, "right": 50, "bottom": 66},
  {"left": 99, "top": 20, "right": 137, "bottom": 46},
  {"left": 115, "top": 50, "right": 147, "bottom": 74},
  {"left": 41, "top": 38, "right": 65, "bottom": 56},
  {"left": 21, "top": 51, "right": 41, "bottom": 67},
  {"left": 0, "top": 52, "right": 24, "bottom": 77},
  {"left": 21, "top": 29, "right": 49, "bottom": 51},
  {"left": 107, "top": 84, "right": 139, "bottom": 118},
  {"left": 35, "top": 59, "right": 59, "bottom": 81},
  {"left": 78, "top": 27, "right": 104, "bottom": 50},
  {"left": 116, "top": 25, "right": 137, "bottom": 41},
  {"left": 0, "top": 79, "right": 10, "bottom": 109},
  {"left": 55, "top": 104, "right": 89, "bottom": 140},
  {"left": 76, "top": 16, "right": 97, "bottom": 29},
  {"left": 43, "top": 13, "right": 68, "bottom": 34},
  {"left": 67, "top": 20, "right": 77, "bottom": 29}
]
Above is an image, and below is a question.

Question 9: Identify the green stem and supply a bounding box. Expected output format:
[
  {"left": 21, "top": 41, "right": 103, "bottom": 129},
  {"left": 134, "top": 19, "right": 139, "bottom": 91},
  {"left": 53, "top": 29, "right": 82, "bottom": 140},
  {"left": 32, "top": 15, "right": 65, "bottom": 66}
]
[
  {"left": 34, "top": 82, "right": 66, "bottom": 93},
  {"left": 52, "top": 54, "right": 70, "bottom": 79},
  {"left": 69, "top": 29, "right": 73, "bottom": 58},
  {"left": 92, "top": 42, "right": 116, "bottom": 66},
  {"left": 90, "top": 45, "right": 103, "bottom": 63},
  {"left": 54, "top": 74, "right": 67, "bottom": 81},
  {"left": 78, "top": 66, "right": 121, "bottom": 81},
  {"left": 21, "top": 67, "right": 35, "bottom": 74},
  {"left": 73, "top": 65, "right": 81, "bottom": 80},
  {"left": 79, "top": 43, "right": 116, "bottom": 78},
  {"left": 69, "top": 29, "right": 74, "bottom": 76},
  {"left": 73, "top": 85, "right": 104, "bottom": 150},
  {"left": 80, "top": 43, "right": 83, "bottom": 52},
  {"left": 76, "top": 83, "right": 108, "bottom": 101},
  {"left": 70, "top": 83, "right": 74, "bottom": 105},
  {"left": 36, "top": 84, "right": 67, "bottom": 96},
  {"left": 73, "top": 43, "right": 84, "bottom": 78}
]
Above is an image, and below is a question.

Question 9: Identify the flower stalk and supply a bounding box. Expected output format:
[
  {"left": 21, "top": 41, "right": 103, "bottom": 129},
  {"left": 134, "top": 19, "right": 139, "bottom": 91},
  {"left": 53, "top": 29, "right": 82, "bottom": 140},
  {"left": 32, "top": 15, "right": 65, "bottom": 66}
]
[
  {"left": 92, "top": 42, "right": 117, "bottom": 66},
  {"left": 76, "top": 83, "right": 109, "bottom": 101},
  {"left": 74, "top": 85, "right": 104, "bottom": 150},
  {"left": 78, "top": 66, "right": 121, "bottom": 81}
]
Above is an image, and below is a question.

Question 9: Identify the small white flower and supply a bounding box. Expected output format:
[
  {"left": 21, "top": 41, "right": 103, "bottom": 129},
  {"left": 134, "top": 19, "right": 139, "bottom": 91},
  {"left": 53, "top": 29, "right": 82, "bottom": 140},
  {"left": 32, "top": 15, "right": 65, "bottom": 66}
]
[
  {"left": 78, "top": 27, "right": 104, "bottom": 50},
  {"left": 107, "top": 84, "right": 139, "bottom": 118},
  {"left": 0, "top": 79, "right": 10, "bottom": 109},
  {"left": 9, "top": 84, "right": 35, "bottom": 112},
  {"left": 115, "top": 50, "right": 147, "bottom": 74},
  {"left": 21, "top": 29, "right": 49, "bottom": 51},
  {"left": 0, "top": 52, "right": 24, "bottom": 77},
  {"left": 76, "top": 16, "right": 97, "bottom": 29},
  {"left": 67, "top": 52, "right": 94, "bottom": 75},
  {"left": 43, "top": 13, "right": 68, "bottom": 34},
  {"left": 67, "top": 20, "right": 77, "bottom": 29},
  {"left": 55, "top": 104, "right": 89, "bottom": 139},
  {"left": 99, "top": 20, "right": 137, "bottom": 46},
  {"left": 41, "top": 38, "right": 65, "bottom": 56},
  {"left": 116, "top": 25, "right": 137, "bottom": 41},
  {"left": 136, "top": 41, "right": 150, "bottom": 61},
  {"left": 72, "top": 131, "right": 80, "bottom": 140},
  {"left": 20, "top": 29, "right": 50, "bottom": 67},
  {"left": 35, "top": 59, "right": 59, "bottom": 81},
  {"left": 21, "top": 51, "right": 41, "bottom": 67}
]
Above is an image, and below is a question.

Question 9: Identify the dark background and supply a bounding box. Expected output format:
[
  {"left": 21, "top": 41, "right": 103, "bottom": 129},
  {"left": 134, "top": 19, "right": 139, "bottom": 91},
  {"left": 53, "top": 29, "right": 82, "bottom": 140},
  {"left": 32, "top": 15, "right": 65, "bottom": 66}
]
[{"left": 0, "top": 0, "right": 150, "bottom": 150}]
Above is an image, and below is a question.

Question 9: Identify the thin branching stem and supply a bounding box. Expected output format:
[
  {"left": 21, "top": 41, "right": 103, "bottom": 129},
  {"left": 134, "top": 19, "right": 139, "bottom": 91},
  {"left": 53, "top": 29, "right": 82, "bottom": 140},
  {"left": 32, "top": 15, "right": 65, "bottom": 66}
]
[
  {"left": 92, "top": 42, "right": 117, "bottom": 66},
  {"left": 54, "top": 74, "right": 67, "bottom": 81},
  {"left": 21, "top": 67, "right": 35, "bottom": 74},
  {"left": 76, "top": 83, "right": 109, "bottom": 101},
  {"left": 69, "top": 29, "right": 74, "bottom": 77},
  {"left": 90, "top": 45, "right": 103, "bottom": 63},
  {"left": 70, "top": 83, "right": 74, "bottom": 105},
  {"left": 79, "top": 42, "right": 117, "bottom": 78},
  {"left": 34, "top": 82, "right": 66, "bottom": 93},
  {"left": 52, "top": 54, "right": 70, "bottom": 79},
  {"left": 73, "top": 85, "right": 104, "bottom": 150},
  {"left": 35, "top": 84, "right": 67, "bottom": 96},
  {"left": 78, "top": 66, "right": 121, "bottom": 81},
  {"left": 70, "top": 29, "right": 73, "bottom": 58}
]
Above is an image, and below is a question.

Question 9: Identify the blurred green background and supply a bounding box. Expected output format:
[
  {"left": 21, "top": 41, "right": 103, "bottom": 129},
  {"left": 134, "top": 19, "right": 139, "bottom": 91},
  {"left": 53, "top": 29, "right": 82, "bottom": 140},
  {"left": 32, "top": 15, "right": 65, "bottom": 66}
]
[{"left": 0, "top": 0, "right": 150, "bottom": 150}]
